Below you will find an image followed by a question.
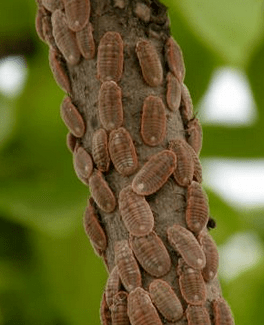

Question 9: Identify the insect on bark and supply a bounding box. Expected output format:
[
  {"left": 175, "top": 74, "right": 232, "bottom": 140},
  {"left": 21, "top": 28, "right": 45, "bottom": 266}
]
[
  {"left": 110, "top": 291, "right": 130, "bottom": 325},
  {"left": 212, "top": 297, "right": 235, "bottom": 325},
  {"left": 136, "top": 39, "right": 163, "bottom": 87},
  {"left": 51, "top": 9, "right": 81, "bottom": 65},
  {"left": 63, "top": 0, "right": 90, "bottom": 32},
  {"left": 186, "top": 305, "right": 211, "bottom": 325},
  {"left": 166, "top": 72, "right": 181, "bottom": 112},
  {"left": 42, "top": 15, "right": 57, "bottom": 49},
  {"left": 42, "top": 0, "right": 63, "bottom": 12},
  {"left": 119, "top": 185, "right": 154, "bottom": 236},
  {"left": 132, "top": 150, "right": 176, "bottom": 196},
  {"left": 92, "top": 128, "right": 110, "bottom": 172},
  {"left": 186, "top": 118, "right": 203, "bottom": 155},
  {"left": 98, "top": 81, "right": 123, "bottom": 131},
  {"left": 141, "top": 95, "right": 166, "bottom": 147},
  {"left": 109, "top": 128, "right": 138, "bottom": 176},
  {"left": 149, "top": 279, "right": 183, "bottom": 322},
  {"left": 97, "top": 31, "right": 124, "bottom": 82},
  {"left": 180, "top": 83, "right": 194, "bottom": 125},
  {"left": 165, "top": 36, "right": 185, "bottom": 83},
  {"left": 114, "top": 240, "right": 142, "bottom": 292},
  {"left": 89, "top": 169, "right": 117, "bottom": 213},
  {"left": 73, "top": 146, "right": 93, "bottom": 183},
  {"left": 130, "top": 231, "right": 171, "bottom": 277},
  {"left": 186, "top": 181, "right": 209, "bottom": 234},
  {"left": 167, "top": 224, "right": 206, "bottom": 270},
  {"left": 100, "top": 293, "right": 112, "bottom": 325},
  {"left": 127, "top": 287, "right": 162, "bottom": 325},
  {"left": 66, "top": 132, "right": 77, "bottom": 153},
  {"left": 190, "top": 147, "right": 203, "bottom": 183},
  {"left": 76, "top": 22, "right": 95, "bottom": 60},
  {"left": 35, "top": 6, "right": 47, "bottom": 43},
  {"left": 60, "top": 96, "right": 85, "bottom": 138},
  {"left": 105, "top": 265, "right": 121, "bottom": 307}
]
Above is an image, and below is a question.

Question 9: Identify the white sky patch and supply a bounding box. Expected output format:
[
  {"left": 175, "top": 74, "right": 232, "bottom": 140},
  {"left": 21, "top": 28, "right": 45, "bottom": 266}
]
[
  {"left": 198, "top": 67, "right": 257, "bottom": 126},
  {"left": 218, "top": 232, "right": 263, "bottom": 282},
  {"left": 0, "top": 56, "right": 28, "bottom": 98},
  {"left": 202, "top": 158, "right": 264, "bottom": 208}
]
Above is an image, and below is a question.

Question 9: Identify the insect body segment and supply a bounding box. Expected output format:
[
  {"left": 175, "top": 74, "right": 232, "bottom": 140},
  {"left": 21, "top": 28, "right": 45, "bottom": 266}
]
[
  {"left": 92, "top": 128, "right": 110, "bottom": 172},
  {"left": 165, "top": 36, "right": 185, "bottom": 83},
  {"left": 76, "top": 22, "right": 95, "bottom": 59}
]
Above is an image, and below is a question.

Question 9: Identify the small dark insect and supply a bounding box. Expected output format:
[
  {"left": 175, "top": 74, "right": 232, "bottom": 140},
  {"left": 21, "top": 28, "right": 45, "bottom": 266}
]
[{"left": 207, "top": 216, "right": 216, "bottom": 230}]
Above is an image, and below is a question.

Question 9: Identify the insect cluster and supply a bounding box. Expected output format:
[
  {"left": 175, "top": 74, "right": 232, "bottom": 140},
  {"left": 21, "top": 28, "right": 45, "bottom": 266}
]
[{"left": 35, "top": 0, "right": 234, "bottom": 324}]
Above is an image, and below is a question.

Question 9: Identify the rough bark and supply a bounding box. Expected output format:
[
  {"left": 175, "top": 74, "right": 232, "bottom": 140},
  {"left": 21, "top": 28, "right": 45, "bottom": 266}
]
[{"left": 35, "top": 0, "right": 235, "bottom": 324}]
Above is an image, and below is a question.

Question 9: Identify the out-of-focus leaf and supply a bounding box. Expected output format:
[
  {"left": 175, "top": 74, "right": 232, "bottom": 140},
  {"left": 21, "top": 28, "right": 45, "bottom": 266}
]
[{"left": 0, "top": 97, "right": 17, "bottom": 150}]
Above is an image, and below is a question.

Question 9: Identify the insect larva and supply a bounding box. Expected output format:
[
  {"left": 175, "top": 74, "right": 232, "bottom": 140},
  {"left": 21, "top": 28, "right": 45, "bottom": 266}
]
[
  {"left": 35, "top": 6, "right": 47, "bottom": 43},
  {"left": 212, "top": 297, "right": 235, "bottom": 325},
  {"left": 61, "top": 96, "right": 85, "bottom": 138},
  {"left": 51, "top": 9, "right": 81, "bottom": 65},
  {"left": 178, "top": 261, "right": 207, "bottom": 305},
  {"left": 119, "top": 185, "right": 154, "bottom": 237},
  {"left": 149, "top": 279, "right": 183, "bottom": 322},
  {"left": 165, "top": 36, "right": 185, "bottom": 83},
  {"left": 198, "top": 232, "right": 219, "bottom": 282},
  {"left": 98, "top": 81, "right": 123, "bottom": 131},
  {"left": 97, "top": 31, "right": 124, "bottom": 82},
  {"left": 166, "top": 72, "right": 181, "bottom": 111},
  {"left": 109, "top": 128, "right": 138, "bottom": 176},
  {"left": 136, "top": 39, "right": 163, "bottom": 87},
  {"left": 42, "top": 15, "right": 57, "bottom": 49},
  {"left": 127, "top": 287, "right": 162, "bottom": 325},
  {"left": 89, "top": 170, "right": 116, "bottom": 213},
  {"left": 42, "top": 0, "right": 63, "bottom": 12},
  {"left": 167, "top": 224, "right": 206, "bottom": 270},
  {"left": 132, "top": 150, "right": 176, "bottom": 196},
  {"left": 49, "top": 48, "right": 71, "bottom": 94},
  {"left": 186, "top": 305, "right": 211, "bottom": 325},
  {"left": 105, "top": 266, "right": 121, "bottom": 307},
  {"left": 92, "top": 129, "right": 110, "bottom": 172},
  {"left": 111, "top": 291, "right": 130, "bottom": 325},
  {"left": 114, "top": 240, "right": 142, "bottom": 292},
  {"left": 130, "top": 231, "right": 171, "bottom": 277},
  {"left": 63, "top": 0, "right": 90, "bottom": 32},
  {"left": 187, "top": 118, "right": 203, "bottom": 155},
  {"left": 76, "top": 22, "right": 95, "bottom": 60},
  {"left": 180, "top": 84, "right": 194, "bottom": 125},
  {"left": 100, "top": 293, "right": 112, "bottom": 325},
  {"left": 186, "top": 181, "right": 209, "bottom": 234},
  {"left": 83, "top": 199, "right": 107, "bottom": 251},
  {"left": 169, "top": 139, "right": 194, "bottom": 187},
  {"left": 73, "top": 146, "right": 93, "bottom": 184},
  {"left": 141, "top": 95, "right": 166, "bottom": 147},
  {"left": 66, "top": 132, "right": 77, "bottom": 153},
  {"left": 190, "top": 147, "right": 202, "bottom": 183}
]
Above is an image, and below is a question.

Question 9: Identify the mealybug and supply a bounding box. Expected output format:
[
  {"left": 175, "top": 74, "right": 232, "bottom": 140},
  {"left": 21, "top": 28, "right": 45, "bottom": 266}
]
[
  {"left": 100, "top": 293, "right": 112, "bottom": 325},
  {"left": 186, "top": 118, "right": 203, "bottom": 155},
  {"left": 105, "top": 265, "right": 121, "bottom": 307},
  {"left": 180, "top": 84, "right": 194, "bottom": 124},
  {"left": 66, "top": 132, "right": 77, "bottom": 153},
  {"left": 212, "top": 297, "right": 235, "bottom": 325},
  {"left": 73, "top": 146, "right": 93, "bottom": 183},
  {"left": 166, "top": 72, "right": 181, "bottom": 111},
  {"left": 111, "top": 291, "right": 130, "bottom": 325},
  {"left": 186, "top": 305, "right": 211, "bottom": 325},
  {"left": 76, "top": 22, "right": 95, "bottom": 59},
  {"left": 42, "top": 0, "right": 63, "bottom": 12},
  {"left": 165, "top": 36, "right": 185, "bottom": 83},
  {"left": 63, "top": 0, "right": 90, "bottom": 32},
  {"left": 35, "top": 6, "right": 47, "bottom": 43},
  {"left": 92, "top": 128, "right": 110, "bottom": 172}
]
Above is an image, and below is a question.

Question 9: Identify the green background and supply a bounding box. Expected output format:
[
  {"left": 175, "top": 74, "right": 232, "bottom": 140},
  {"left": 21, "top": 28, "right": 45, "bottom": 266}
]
[{"left": 0, "top": 0, "right": 264, "bottom": 324}]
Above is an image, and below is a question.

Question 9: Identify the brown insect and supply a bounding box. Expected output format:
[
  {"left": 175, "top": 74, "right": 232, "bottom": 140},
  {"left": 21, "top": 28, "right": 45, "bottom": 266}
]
[
  {"left": 92, "top": 129, "right": 110, "bottom": 172},
  {"left": 136, "top": 39, "right": 163, "bottom": 87},
  {"left": 178, "top": 260, "right": 207, "bottom": 305},
  {"left": 119, "top": 185, "right": 154, "bottom": 236},
  {"left": 42, "top": 15, "right": 57, "bottom": 49},
  {"left": 35, "top": 6, "right": 48, "bottom": 43},
  {"left": 165, "top": 36, "right": 185, "bottom": 83},
  {"left": 212, "top": 297, "right": 235, "bottom": 325},
  {"left": 42, "top": 0, "right": 63, "bottom": 12},
  {"left": 73, "top": 146, "right": 93, "bottom": 183},
  {"left": 127, "top": 287, "right": 162, "bottom": 325},
  {"left": 49, "top": 48, "right": 71, "bottom": 94},
  {"left": 169, "top": 139, "right": 194, "bottom": 187},
  {"left": 110, "top": 291, "right": 130, "bottom": 325},
  {"left": 63, "top": 0, "right": 90, "bottom": 32},
  {"left": 130, "top": 231, "right": 171, "bottom": 277},
  {"left": 89, "top": 170, "right": 116, "bottom": 213},
  {"left": 97, "top": 31, "right": 124, "bottom": 82},
  {"left": 166, "top": 72, "right": 181, "bottom": 111},
  {"left": 60, "top": 96, "right": 85, "bottom": 138},
  {"left": 83, "top": 198, "right": 107, "bottom": 252},
  {"left": 51, "top": 9, "right": 81, "bottom": 65},
  {"left": 109, "top": 128, "right": 138, "bottom": 176},
  {"left": 186, "top": 181, "right": 209, "bottom": 234},
  {"left": 141, "top": 95, "right": 166, "bottom": 147},
  {"left": 186, "top": 305, "right": 211, "bottom": 325},
  {"left": 100, "top": 293, "right": 112, "bottom": 325},
  {"left": 190, "top": 147, "right": 203, "bottom": 183},
  {"left": 186, "top": 118, "right": 203, "bottom": 155},
  {"left": 180, "top": 84, "right": 194, "bottom": 125},
  {"left": 76, "top": 22, "right": 95, "bottom": 60},
  {"left": 66, "top": 132, "right": 77, "bottom": 153},
  {"left": 198, "top": 232, "right": 219, "bottom": 282},
  {"left": 105, "top": 266, "right": 121, "bottom": 307},
  {"left": 132, "top": 150, "right": 176, "bottom": 196},
  {"left": 167, "top": 224, "right": 206, "bottom": 270},
  {"left": 149, "top": 279, "right": 183, "bottom": 322},
  {"left": 98, "top": 81, "right": 123, "bottom": 131},
  {"left": 114, "top": 240, "right": 142, "bottom": 292}
]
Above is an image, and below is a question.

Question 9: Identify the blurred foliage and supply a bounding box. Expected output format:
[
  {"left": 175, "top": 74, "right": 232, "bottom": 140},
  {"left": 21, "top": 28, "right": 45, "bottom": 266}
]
[{"left": 0, "top": 0, "right": 263, "bottom": 324}]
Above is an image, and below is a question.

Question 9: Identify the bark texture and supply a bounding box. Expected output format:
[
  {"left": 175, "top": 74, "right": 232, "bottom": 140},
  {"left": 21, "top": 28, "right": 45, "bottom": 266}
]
[{"left": 35, "top": 0, "right": 235, "bottom": 324}]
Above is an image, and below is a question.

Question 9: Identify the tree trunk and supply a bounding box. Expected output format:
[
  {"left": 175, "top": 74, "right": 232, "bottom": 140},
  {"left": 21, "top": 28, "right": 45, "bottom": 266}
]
[{"left": 35, "top": 0, "right": 235, "bottom": 324}]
